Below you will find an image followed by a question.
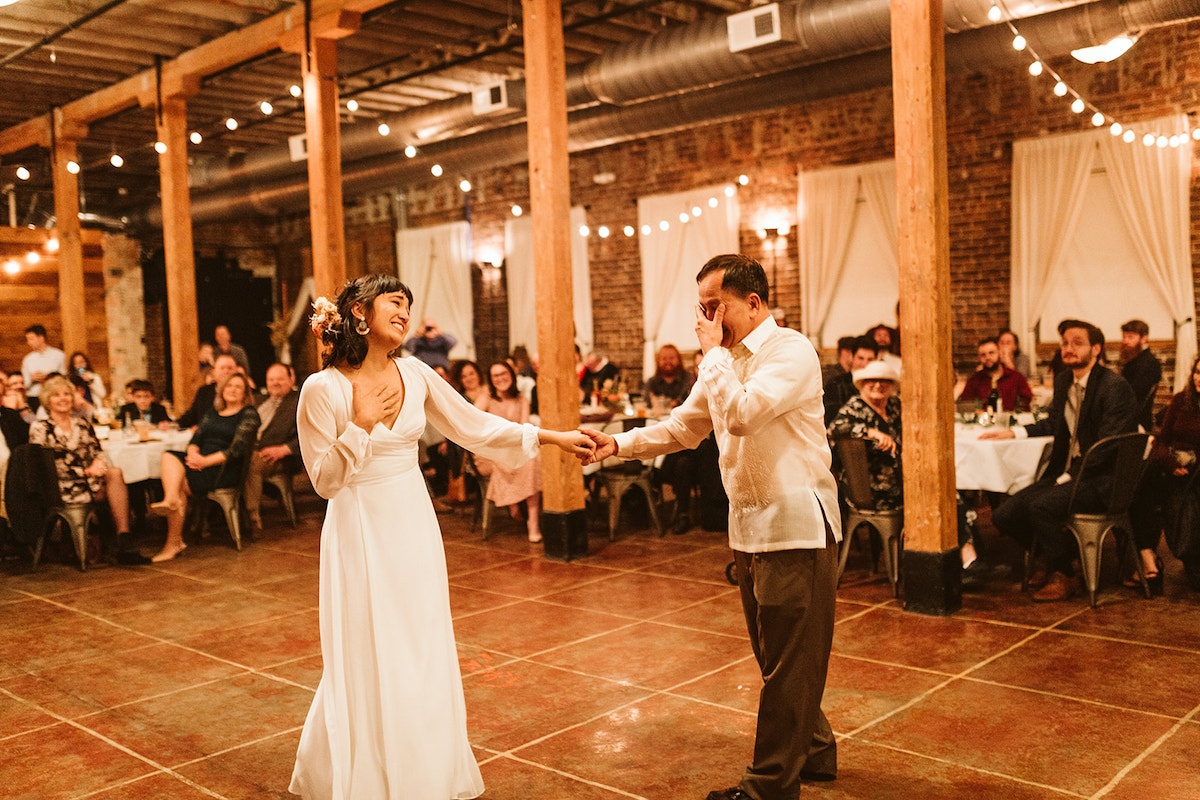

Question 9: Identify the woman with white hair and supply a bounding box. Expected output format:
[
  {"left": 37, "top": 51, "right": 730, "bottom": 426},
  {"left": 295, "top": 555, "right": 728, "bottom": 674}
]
[{"left": 827, "top": 360, "right": 903, "bottom": 509}]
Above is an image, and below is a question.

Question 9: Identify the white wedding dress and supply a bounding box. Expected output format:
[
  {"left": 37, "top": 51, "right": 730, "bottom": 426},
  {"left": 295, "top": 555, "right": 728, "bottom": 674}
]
[{"left": 289, "top": 357, "right": 539, "bottom": 800}]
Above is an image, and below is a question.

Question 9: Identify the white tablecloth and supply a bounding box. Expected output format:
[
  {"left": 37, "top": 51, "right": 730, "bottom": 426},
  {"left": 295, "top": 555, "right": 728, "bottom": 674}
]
[
  {"left": 101, "top": 429, "right": 194, "bottom": 484},
  {"left": 955, "top": 424, "right": 1052, "bottom": 494}
]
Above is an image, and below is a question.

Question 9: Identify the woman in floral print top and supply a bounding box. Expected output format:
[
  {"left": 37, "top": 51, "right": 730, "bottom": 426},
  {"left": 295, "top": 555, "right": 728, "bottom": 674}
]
[{"left": 827, "top": 360, "right": 902, "bottom": 510}]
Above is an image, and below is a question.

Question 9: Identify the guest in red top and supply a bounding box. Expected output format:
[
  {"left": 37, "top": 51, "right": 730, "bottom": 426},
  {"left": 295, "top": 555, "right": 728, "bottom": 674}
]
[
  {"left": 1131, "top": 355, "right": 1200, "bottom": 592},
  {"left": 958, "top": 337, "right": 1033, "bottom": 412}
]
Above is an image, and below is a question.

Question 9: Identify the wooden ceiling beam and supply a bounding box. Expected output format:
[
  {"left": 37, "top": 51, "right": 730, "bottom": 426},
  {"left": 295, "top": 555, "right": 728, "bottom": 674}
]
[{"left": 0, "top": 0, "right": 393, "bottom": 156}]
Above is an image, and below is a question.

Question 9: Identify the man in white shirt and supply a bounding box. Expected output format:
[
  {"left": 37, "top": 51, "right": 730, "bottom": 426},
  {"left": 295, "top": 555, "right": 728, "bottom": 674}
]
[
  {"left": 582, "top": 254, "right": 842, "bottom": 800},
  {"left": 21, "top": 324, "right": 66, "bottom": 409}
]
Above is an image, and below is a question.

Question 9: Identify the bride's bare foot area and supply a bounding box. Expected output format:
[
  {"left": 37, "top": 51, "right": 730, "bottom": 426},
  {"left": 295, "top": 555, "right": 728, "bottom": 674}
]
[
  {"left": 527, "top": 529, "right": 542, "bottom": 543},
  {"left": 151, "top": 543, "right": 187, "bottom": 562},
  {"left": 149, "top": 499, "right": 183, "bottom": 517}
]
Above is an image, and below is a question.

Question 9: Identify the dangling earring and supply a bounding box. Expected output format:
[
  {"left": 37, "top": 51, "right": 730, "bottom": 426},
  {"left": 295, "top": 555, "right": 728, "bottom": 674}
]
[{"left": 355, "top": 317, "right": 370, "bottom": 335}]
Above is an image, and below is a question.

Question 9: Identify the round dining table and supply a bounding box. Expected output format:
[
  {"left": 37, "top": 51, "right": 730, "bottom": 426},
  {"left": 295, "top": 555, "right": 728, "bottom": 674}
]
[
  {"left": 100, "top": 428, "right": 194, "bottom": 484},
  {"left": 955, "top": 422, "right": 1053, "bottom": 494}
]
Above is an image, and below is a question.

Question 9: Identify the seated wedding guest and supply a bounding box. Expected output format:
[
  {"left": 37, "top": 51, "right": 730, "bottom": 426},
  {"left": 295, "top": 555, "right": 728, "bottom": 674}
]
[
  {"left": 177, "top": 353, "right": 239, "bottom": 429},
  {"left": 1130, "top": 355, "right": 1200, "bottom": 593},
  {"left": 69, "top": 351, "right": 107, "bottom": 405},
  {"left": 3, "top": 372, "right": 37, "bottom": 425},
  {"left": 244, "top": 363, "right": 300, "bottom": 537},
  {"left": 580, "top": 351, "right": 620, "bottom": 398},
  {"left": 823, "top": 336, "right": 878, "bottom": 426},
  {"left": 510, "top": 345, "right": 536, "bottom": 379},
  {"left": 119, "top": 379, "right": 172, "bottom": 426},
  {"left": 442, "top": 360, "right": 489, "bottom": 503},
  {"left": 198, "top": 342, "right": 216, "bottom": 384},
  {"left": 29, "top": 376, "right": 149, "bottom": 565},
  {"left": 998, "top": 328, "right": 1034, "bottom": 382},
  {"left": 823, "top": 336, "right": 857, "bottom": 384},
  {"left": 645, "top": 344, "right": 694, "bottom": 412},
  {"left": 983, "top": 319, "right": 1137, "bottom": 601},
  {"left": 474, "top": 361, "right": 543, "bottom": 542},
  {"left": 828, "top": 360, "right": 903, "bottom": 509},
  {"left": 68, "top": 374, "right": 96, "bottom": 424},
  {"left": 1119, "top": 319, "right": 1162, "bottom": 430},
  {"left": 451, "top": 360, "right": 488, "bottom": 405},
  {"left": 150, "top": 371, "right": 260, "bottom": 562},
  {"left": 866, "top": 322, "right": 902, "bottom": 371},
  {"left": 958, "top": 337, "right": 1033, "bottom": 412},
  {"left": 22, "top": 324, "right": 66, "bottom": 411},
  {"left": 214, "top": 324, "right": 251, "bottom": 375},
  {"left": 645, "top": 344, "right": 698, "bottom": 534}
]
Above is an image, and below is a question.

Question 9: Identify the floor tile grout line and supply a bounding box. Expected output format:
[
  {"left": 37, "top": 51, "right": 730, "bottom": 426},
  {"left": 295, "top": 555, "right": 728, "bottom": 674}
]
[
  {"left": 825, "top": 651, "right": 957, "bottom": 678},
  {"left": 503, "top": 691, "right": 661, "bottom": 754},
  {"left": 855, "top": 738, "right": 1089, "bottom": 798},
  {"left": 1043, "top": 624, "right": 1200, "bottom": 656},
  {"left": 1088, "top": 701, "right": 1200, "bottom": 799},
  {"left": 496, "top": 751, "right": 651, "bottom": 799},
  {"left": 0, "top": 686, "right": 231, "bottom": 800},
  {"left": 959, "top": 675, "right": 1194, "bottom": 722},
  {"left": 164, "top": 725, "right": 306, "bottom": 771}
]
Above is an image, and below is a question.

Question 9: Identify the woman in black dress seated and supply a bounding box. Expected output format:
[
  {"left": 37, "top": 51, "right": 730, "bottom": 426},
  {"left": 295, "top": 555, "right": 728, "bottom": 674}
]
[
  {"left": 150, "top": 372, "right": 259, "bottom": 562},
  {"left": 827, "top": 360, "right": 903, "bottom": 509},
  {"left": 29, "top": 375, "right": 148, "bottom": 564}
]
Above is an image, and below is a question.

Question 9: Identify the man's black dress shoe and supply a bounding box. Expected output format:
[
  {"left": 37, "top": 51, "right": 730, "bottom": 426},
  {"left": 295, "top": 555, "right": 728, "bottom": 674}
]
[{"left": 704, "top": 789, "right": 750, "bottom": 800}]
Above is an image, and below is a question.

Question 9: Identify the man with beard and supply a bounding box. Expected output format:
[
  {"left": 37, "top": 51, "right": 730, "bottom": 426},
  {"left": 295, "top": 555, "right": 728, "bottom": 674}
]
[
  {"left": 958, "top": 336, "right": 1033, "bottom": 412},
  {"left": 1119, "top": 319, "right": 1161, "bottom": 430},
  {"left": 823, "top": 336, "right": 878, "bottom": 425},
  {"left": 982, "top": 319, "right": 1137, "bottom": 601}
]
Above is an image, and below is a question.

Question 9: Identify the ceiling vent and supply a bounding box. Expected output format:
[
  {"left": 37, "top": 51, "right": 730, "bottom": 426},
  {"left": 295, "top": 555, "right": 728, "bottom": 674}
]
[
  {"left": 727, "top": 3, "right": 797, "bottom": 54},
  {"left": 472, "top": 82, "right": 509, "bottom": 115}
]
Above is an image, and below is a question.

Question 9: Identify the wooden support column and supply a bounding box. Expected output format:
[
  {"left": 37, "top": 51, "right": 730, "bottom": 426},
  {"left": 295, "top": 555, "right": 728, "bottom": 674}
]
[
  {"left": 155, "top": 97, "right": 201, "bottom": 409},
  {"left": 892, "top": 0, "right": 960, "bottom": 614},
  {"left": 523, "top": 0, "right": 587, "bottom": 560},
  {"left": 298, "top": 36, "right": 347, "bottom": 299},
  {"left": 50, "top": 118, "right": 86, "bottom": 356}
]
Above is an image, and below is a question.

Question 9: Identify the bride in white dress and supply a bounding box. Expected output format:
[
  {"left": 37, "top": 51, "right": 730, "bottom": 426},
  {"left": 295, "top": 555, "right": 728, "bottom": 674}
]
[{"left": 289, "top": 275, "right": 593, "bottom": 799}]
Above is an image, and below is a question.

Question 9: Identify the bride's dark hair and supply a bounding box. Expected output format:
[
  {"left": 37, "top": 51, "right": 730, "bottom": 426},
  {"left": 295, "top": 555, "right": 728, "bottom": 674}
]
[{"left": 320, "top": 274, "right": 413, "bottom": 369}]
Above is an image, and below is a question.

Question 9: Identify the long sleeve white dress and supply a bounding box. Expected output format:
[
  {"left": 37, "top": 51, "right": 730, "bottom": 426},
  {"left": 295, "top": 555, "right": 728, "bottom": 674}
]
[{"left": 289, "top": 357, "right": 540, "bottom": 800}]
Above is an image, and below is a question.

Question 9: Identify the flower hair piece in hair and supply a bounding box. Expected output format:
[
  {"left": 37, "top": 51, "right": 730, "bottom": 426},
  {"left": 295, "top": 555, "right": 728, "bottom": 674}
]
[{"left": 310, "top": 296, "right": 342, "bottom": 340}]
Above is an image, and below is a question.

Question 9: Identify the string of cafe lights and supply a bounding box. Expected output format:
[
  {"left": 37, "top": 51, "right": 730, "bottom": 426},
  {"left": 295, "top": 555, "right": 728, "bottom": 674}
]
[
  {"left": 994, "top": 5, "right": 1199, "bottom": 147},
  {"left": 1, "top": 235, "right": 59, "bottom": 277}
]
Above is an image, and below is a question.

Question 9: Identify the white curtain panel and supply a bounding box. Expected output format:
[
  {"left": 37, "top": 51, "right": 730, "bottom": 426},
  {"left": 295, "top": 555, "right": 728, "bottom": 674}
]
[
  {"left": 1098, "top": 114, "right": 1195, "bottom": 390},
  {"left": 395, "top": 221, "right": 475, "bottom": 360},
  {"left": 637, "top": 184, "right": 740, "bottom": 377},
  {"left": 504, "top": 206, "right": 594, "bottom": 357},
  {"left": 1009, "top": 131, "right": 1099, "bottom": 353},
  {"left": 798, "top": 160, "right": 897, "bottom": 346}
]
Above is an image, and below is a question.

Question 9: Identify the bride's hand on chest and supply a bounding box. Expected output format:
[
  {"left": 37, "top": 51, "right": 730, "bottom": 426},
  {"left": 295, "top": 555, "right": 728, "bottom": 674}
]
[{"left": 350, "top": 378, "right": 403, "bottom": 432}]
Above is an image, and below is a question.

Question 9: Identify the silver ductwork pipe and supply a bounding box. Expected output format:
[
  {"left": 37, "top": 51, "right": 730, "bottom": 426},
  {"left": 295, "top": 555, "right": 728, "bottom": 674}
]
[
  {"left": 188, "top": 0, "right": 1088, "bottom": 192},
  {"left": 152, "top": 0, "right": 1199, "bottom": 226}
]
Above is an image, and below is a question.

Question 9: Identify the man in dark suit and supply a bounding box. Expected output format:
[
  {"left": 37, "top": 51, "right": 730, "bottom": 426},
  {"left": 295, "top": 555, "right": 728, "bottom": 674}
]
[
  {"left": 244, "top": 362, "right": 300, "bottom": 535},
  {"left": 119, "top": 379, "right": 172, "bottom": 426},
  {"left": 176, "top": 354, "right": 238, "bottom": 429},
  {"left": 1119, "top": 319, "right": 1161, "bottom": 430},
  {"left": 983, "top": 319, "right": 1137, "bottom": 601},
  {"left": 823, "top": 336, "right": 877, "bottom": 425}
]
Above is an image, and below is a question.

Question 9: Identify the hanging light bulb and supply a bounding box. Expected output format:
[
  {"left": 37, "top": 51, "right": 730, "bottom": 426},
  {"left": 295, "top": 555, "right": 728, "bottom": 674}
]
[
  {"left": 737, "top": 174, "right": 749, "bottom": 186},
  {"left": 1028, "top": 61, "right": 1043, "bottom": 77},
  {"left": 404, "top": 145, "right": 417, "bottom": 158},
  {"left": 724, "top": 185, "right": 736, "bottom": 197},
  {"left": 1123, "top": 129, "right": 1136, "bottom": 143},
  {"left": 3, "top": 260, "right": 19, "bottom": 276},
  {"left": 1053, "top": 81, "right": 1068, "bottom": 97},
  {"left": 640, "top": 224, "right": 651, "bottom": 236},
  {"left": 260, "top": 100, "right": 273, "bottom": 115},
  {"left": 1091, "top": 112, "right": 1104, "bottom": 127},
  {"left": 708, "top": 197, "right": 718, "bottom": 208},
  {"left": 1192, "top": 128, "right": 1200, "bottom": 141},
  {"left": 1143, "top": 133, "right": 1155, "bottom": 146},
  {"left": 1157, "top": 135, "right": 1168, "bottom": 148},
  {"left": 679, "top": 212, "right": 690, "bottom": 223},
  {"left": 578, "top": 225, "right": 590, "bottom": 237},
  {"left": 1109, "top": 122, "right": 1122, "bottom": 136},
  {"left": 25, "top": 251, "right": 40, "bottom": 265},
  {"left": 691, "top": 205, "right": 702, "bottom": 217},
  {"left": 15, "top": 166, "right": 29, "bottom": 180},
  {"left": 225, "top": 117, "right": 238, "bottom": 130},
  {"left": 459, "top": 179, "right": 471, "bottom": 192},
  {"left": 430, "top": 164, "right": 443, "bottom": 177},
  {"left": 987, "top": 4, "right": 1002, "bottom": 21},
  {"left": 659, "top": 220, "right": 670, "bottom": 231},
  {"left": 190, "top": 131, "right": 202, "bottom": 144},
  {"left": 1070, "top": 97, "right": 1085, "bottom": 114},
  {"left": 66, "top": 160, "right": 80, "bottom": 174},
  {"left": 1169, "top": 135, "right": 1181, "bottom": 147},
  {"left": 289, "top": 84, "right": 302, "bottom": 98},
  {"left": 623, "top": 225, "right": 635, "bottom": 237},
  {"left": 511, "top": 204, "right": 523, "bottom": 216},
  {"left": 154, "top": 141, "right": 167, "bottom": 154},
  {"left": 346, "top": 99, "right": 359, "bottom": 112},
  {"left": 1012, "top": 34, "right": 1026, "bottom": 51},
  {"left": 110, "top": 153, "right": 124, "bottom": 167},
  {"left": 598, "top": 225, "right": 610, "bottom": 239},
  {"left": 377, "top": 122, "right": 390, "bottom": 136},
  {"left": 45, "top": 237, "right": 59, "bottom": 253}
]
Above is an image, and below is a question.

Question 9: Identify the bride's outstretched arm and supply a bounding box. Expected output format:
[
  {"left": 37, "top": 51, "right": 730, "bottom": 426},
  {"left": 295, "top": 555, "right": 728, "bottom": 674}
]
[{"left": 537, "top": 428, "right": 595, "bottom": 460}]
